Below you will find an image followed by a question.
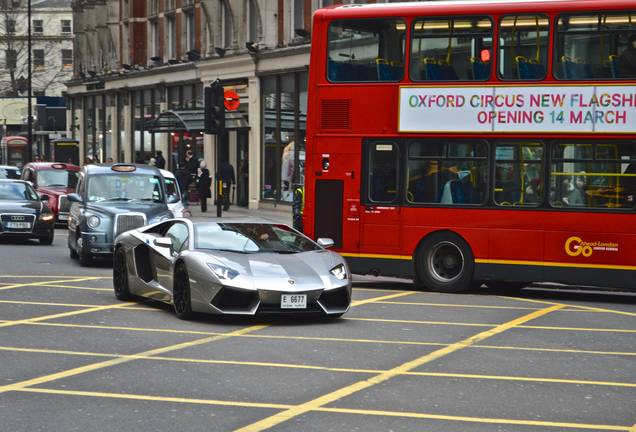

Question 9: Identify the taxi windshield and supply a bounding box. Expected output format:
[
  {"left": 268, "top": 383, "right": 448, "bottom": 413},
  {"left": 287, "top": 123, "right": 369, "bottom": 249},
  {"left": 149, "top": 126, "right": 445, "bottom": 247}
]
[
  {"left": 38, "top": 169, "right": 79, "bottom": 188},
  {"left": 87, "top": 174, "right": 164, "bottom": 203},
  {"left": 0, "top": 182, "right": 38, "bottom": 201}
]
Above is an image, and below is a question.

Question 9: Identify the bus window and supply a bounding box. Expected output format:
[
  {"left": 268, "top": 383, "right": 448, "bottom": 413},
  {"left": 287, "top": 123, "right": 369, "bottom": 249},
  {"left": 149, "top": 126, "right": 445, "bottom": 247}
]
[
  {"left": 327, "top": 19, "right": 405, "bottom": 82},
  {"left": 498, "top": 15, "right": 549, "bottom": 80},
  {"left": 407, "top": 141, "right": 488, "bottom": 205},
  {"left": 494, "top": 142, "right": 544, "bottom": 207},
  {"left": 367, "top": 142, "right": 399, "bottom": 203},
  {"left": 410, "top": 16, "right": 493, "bottom": 81},
  {"left": 550, "top": 141, "right": 636, "bottom": 209},
  {"left": 555, "top": 12, "right": 636, "bottom": 80}
]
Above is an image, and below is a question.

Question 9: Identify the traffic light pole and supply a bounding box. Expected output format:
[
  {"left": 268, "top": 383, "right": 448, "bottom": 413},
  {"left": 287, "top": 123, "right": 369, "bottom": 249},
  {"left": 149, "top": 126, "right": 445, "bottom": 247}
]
[{"left": 204, "top": 80, "right": 226, "bottom": 217}]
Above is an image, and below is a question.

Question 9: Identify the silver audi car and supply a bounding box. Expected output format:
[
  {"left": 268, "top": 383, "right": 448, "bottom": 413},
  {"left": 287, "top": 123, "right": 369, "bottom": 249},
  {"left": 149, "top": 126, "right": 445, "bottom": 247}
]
[{"left": 113, "top": 218, "right": 351, "bottom": 319}]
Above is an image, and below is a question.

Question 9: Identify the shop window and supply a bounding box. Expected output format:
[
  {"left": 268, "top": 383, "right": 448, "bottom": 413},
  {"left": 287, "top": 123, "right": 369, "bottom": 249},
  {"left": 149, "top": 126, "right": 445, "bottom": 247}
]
[
  {"left": 406, "top": 140, "right": 488, "bottom": 205},
  {"left": 494, "top": 141, "right": 544, "bottom": 206},
  {"left": 328, "top": 18, "right": 405, "bottom": 82},
  {"left": 498, "top": 15, "right": 549, "bottom": 80},
  {"left": 550, "top": 142, "right": 636, "bottom": 209},
  {"left": 411, "top": 16, "right": 493, "bottom": 81},
  {"left": 555, "top": 12, "right": 636, "bottom": 80}
]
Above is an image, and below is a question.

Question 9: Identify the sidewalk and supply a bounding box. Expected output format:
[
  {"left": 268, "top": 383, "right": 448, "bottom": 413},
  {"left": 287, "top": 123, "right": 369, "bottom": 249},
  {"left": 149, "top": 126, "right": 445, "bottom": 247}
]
[{"left": 187, "top": 201, "right": 293, "bottom": 225}]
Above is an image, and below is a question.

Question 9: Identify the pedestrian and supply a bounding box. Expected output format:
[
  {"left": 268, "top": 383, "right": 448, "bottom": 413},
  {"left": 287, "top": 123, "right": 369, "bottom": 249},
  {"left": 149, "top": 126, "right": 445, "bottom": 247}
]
[
  {"left": 175, "top": 166, "right": 190, "bottom": 208},
  {"left": 197, "top": 161, "right": 211, "bottom": 212},
  {"left": 155, "top": 150, "right": 166, "bottom": 170},
  {"left": 618, "top": 34, "right": 636, "bottom": 77},
  {"left": 217, "top": 161, "right": 235, "bottom": 211},
  {"left": 149, "top": 157, "right": 157, "bottom": 167}
]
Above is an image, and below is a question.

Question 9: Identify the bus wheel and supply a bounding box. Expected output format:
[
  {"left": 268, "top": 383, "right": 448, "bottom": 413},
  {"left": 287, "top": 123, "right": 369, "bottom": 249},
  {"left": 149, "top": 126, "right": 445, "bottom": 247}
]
[{"left": 415, "top": 232, "right": 474, "bottom": 293}]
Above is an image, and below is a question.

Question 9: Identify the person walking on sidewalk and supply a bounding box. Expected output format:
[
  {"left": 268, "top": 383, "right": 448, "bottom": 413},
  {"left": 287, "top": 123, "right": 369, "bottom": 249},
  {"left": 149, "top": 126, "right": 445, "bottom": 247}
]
[
  {"left": 155, "top": 150, "right": 166, "bottom": 170},
  {"left": 197, "top": 161, "right": 211, "bottom": 212},
  {"left": 217, "top": 161, "right": 235, "bottom": 211}
]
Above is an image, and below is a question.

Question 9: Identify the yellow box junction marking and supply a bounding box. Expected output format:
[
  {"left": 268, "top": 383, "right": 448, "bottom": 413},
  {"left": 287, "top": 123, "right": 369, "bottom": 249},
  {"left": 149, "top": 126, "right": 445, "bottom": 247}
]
[
  {"left": 234, "top": 304, "right": 565, "bottom": 432},
  {"left": 1, "top": 345, "right": 634, "bottom": 390},
  {"left": 0, "top": 277, "right": 105, "bottom": 292},
  {"left": 0, "top": 325, "right": 268, "bottom": 395},
  {"left": 497, "top": 295, "right": 636, "bottom": 317}
]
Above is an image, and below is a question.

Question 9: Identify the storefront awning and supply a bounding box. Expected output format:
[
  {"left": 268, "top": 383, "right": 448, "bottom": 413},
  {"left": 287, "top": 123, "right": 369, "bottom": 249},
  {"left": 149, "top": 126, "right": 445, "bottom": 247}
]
[{"left": 145, "top": 109, "right": 249, "bottom": 133}]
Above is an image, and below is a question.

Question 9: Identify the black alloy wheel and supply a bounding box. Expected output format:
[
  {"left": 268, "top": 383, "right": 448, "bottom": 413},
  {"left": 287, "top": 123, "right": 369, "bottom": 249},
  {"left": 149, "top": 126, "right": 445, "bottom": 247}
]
[
  {"left": 113, "top": 248, "right": 133, "bottom": 300},
  {"left": 173, "top": 264, "right": 194, "bottom": 320},
  {"left": 415, "top": 232, "right": 474, "bottom": 293}
]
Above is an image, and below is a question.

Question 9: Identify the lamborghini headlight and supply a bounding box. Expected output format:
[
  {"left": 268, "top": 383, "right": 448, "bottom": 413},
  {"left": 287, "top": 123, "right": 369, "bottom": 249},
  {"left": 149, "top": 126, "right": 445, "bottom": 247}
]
[
  {"left": 207, "top": 263, "right": 239, "bottom": 280},
  {"left": 330, "top": 263, "right": 347, "bottom": 280}
]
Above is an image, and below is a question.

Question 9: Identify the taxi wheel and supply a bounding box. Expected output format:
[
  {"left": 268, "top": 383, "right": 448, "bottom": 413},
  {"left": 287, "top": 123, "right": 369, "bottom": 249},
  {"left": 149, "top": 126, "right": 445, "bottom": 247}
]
[
  {"left": 173, "top": 264, "right": 194, "bottom": 320},
  {"left": 39, "top": 235, "right": 54, "bottom": 245},
  {"left": 415, "top": 232, "right": 474, "bottom": 293},
  {"left": 113, "top": 248, "right": 133, "bottom": 300},
  {"left": 77, "top": 236, "right": 93, "bottom": 266}
]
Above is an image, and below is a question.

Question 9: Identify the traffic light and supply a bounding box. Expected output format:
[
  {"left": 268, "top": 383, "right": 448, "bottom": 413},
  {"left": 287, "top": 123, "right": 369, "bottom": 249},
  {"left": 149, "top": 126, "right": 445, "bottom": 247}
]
[{"left": 204, "top": 82, "right": 225, "bottom": 135}]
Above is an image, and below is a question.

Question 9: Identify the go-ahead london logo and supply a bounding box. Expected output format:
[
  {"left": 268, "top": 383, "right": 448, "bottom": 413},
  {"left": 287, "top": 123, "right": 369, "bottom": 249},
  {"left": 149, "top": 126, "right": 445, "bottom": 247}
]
[{"left": 564, "top": 236, "right": 619, "bottom": 258}]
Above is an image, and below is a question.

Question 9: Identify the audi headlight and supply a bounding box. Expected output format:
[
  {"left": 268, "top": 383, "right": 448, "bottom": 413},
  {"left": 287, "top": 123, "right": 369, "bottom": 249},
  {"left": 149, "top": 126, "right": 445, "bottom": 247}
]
[
  {"left": 207, "top": 263, "right": 239, "bottom": 280},
  {"left": 330, "top": 263, "right": 347, "bottom": 280},
  {"left": 39, "top": 213, "right": 54, "bottom": 222},
  {"left": 86, "top": 215, "right": 101, "bottom": 228}
]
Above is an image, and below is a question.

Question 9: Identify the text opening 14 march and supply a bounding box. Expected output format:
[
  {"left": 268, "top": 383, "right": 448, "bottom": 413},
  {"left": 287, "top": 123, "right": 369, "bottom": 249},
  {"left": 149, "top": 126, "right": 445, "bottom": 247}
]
[{"left": 399, "top": 85, "right": 636, "bottom": 133}]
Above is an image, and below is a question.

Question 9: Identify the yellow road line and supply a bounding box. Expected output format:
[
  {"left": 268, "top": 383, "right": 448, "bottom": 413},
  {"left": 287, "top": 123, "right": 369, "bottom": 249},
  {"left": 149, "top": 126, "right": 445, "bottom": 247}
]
[
  {"left": 2, "top": 345, "right": 634, "bottom": 389},
  {"left": 37, "top": 284, "right": 112, "bottom": 292},
  {"left": 316, "top": 406, "right": 631, "bottom": 431},
  {"left": 11, "top": 320, "right": 636, "bottom": 357},
  {"left": 0, "top": 275, "right": 110, "bottom": 279},
  {"left": 498, "top": 295, "right": 636, "bottom": 317},
  {"left": 375, "top": 300, "right": 545, "bottom": 310},
  {"left": 0, "top": 325, "right": 268, "bottom": 394},
  {"left": 17, "top": 387, "right": 290, "bottom": 410},
  {"left": 0, "top": 277, "right": 105, "bottom": 292},
  {"left": 350, "top": 291, "right": 415, "bottom": 306},
  {"left": 0, "top": 299, "right": 160, "bottom": 311},
  {"left": 352, "top": 287, "right": 413, "bottom": 293},
  {"left": 11, "top": 388, "right": 632, "bottom": 431},
  {"left": 346, "top": 317, "right": 636, "bottom": 334},
  {"left": 0, "top": 302, "right": 138, "bottom": 329},
  {"left": 233, "top": 305, "right": 564, "bottom": 432}
]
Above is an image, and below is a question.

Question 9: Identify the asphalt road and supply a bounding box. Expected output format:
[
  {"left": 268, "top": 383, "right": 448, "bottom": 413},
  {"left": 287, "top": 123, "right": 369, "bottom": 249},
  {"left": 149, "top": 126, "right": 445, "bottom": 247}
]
[{"left": 0, "top": 228, "right": 635, "bottom": 432}]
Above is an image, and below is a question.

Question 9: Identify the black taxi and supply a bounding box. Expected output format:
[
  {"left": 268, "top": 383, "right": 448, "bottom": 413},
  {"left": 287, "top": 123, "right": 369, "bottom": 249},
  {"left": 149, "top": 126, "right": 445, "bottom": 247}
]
[{"left": 67, "top": 163, "right": 173, "bottom": 265}]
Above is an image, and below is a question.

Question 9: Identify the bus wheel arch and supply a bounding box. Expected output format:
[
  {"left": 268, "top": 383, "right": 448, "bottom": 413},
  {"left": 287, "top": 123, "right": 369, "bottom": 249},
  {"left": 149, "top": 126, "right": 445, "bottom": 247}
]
[{"left": 413, "top": 230, "right": 475, "bottom": 293}]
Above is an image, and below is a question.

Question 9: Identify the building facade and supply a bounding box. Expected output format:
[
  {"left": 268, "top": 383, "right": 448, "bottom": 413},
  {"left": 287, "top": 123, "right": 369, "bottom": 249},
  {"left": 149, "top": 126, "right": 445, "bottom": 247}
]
[{"left": 67, "top": 0, "right": 393, "bottom": 209}]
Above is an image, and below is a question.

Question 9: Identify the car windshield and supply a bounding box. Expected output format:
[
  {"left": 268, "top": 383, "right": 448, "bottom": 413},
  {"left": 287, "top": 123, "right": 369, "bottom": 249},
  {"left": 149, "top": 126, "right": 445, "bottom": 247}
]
[
  {"left": 0, "top": 182, "right": 39, "bottom": 201},
  {"left": 87, "top": 174, "right": 165, "bottom": 203},
  {"left": 37, "top": 169, "right": 79, "bottom": 187},
  {"left": 194, "top": 223, "right": 321, "bottom": 254},
  {"left": 0, "top": 168, "right": 20, "bottom": 179}
]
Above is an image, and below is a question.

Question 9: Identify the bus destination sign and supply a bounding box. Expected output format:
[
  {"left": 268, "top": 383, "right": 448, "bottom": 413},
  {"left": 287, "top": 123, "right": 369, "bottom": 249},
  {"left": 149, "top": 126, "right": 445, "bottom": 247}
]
[{"left": 399, "top": 85, "right": 636, "bottom": 134}]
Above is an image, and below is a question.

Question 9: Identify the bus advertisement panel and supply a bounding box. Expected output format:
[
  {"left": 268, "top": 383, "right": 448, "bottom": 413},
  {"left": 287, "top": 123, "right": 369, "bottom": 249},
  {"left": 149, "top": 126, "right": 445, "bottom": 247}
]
[{"left": 304, "top": 0, "right": 636, "bottom": 293}]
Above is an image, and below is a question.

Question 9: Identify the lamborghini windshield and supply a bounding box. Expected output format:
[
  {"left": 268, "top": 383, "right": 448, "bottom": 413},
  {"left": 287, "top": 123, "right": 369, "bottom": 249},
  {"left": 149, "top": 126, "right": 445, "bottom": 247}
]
[{"left": 194, "top": 223, "right": 321, "bottom": 254}]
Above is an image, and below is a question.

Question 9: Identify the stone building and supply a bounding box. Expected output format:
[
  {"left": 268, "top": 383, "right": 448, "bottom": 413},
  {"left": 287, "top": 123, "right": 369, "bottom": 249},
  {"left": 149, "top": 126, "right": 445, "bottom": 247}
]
[{"left": 67, "top": 0, "right": 392, "bottom": 209}]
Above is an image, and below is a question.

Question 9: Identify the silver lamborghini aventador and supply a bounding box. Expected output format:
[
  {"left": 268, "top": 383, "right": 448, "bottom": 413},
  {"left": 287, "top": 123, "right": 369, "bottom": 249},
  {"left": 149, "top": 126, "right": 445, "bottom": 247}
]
[{"left": 112, "top": 219, "right": 352, "bottom": 319}]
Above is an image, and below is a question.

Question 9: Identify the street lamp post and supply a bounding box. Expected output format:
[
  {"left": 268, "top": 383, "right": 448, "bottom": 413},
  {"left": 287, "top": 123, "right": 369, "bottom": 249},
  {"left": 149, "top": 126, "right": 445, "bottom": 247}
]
[{"left": 27, "top": 0, "right": 33, "bottom": 163}]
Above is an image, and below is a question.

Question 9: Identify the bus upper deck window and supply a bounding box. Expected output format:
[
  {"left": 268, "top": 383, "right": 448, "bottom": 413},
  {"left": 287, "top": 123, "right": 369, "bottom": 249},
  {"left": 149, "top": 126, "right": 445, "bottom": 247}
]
[
  {"left": 555, "top": 12, "right": 636, "bottom": 80},
  {"left": 410, "top": 16, "right": 493, "bottom": 82},
  {"left": 498, "top": 15, "right": 549, "bottom": 80},
  {"left": 327, "top": 19, "right": 405, "bottom": 83}
]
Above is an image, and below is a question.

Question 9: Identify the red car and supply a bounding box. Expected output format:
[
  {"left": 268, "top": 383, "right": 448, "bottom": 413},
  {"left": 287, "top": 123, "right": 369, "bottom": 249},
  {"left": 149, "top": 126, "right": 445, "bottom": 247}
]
[{"left": 21, "top": 162, "right": 80, "bottom": 223}]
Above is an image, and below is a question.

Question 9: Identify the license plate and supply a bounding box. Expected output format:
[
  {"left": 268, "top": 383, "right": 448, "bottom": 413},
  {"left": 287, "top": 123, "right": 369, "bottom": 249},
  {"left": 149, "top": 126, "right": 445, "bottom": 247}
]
[
  {"left": 6, "top": 222, "right": 31, "bottom": 229},
  {"left": 58, "top": 214, "right": 68, "bottom": 221},
  {"left": 281, "top": 294, "right": 307, "bottom": 309}
]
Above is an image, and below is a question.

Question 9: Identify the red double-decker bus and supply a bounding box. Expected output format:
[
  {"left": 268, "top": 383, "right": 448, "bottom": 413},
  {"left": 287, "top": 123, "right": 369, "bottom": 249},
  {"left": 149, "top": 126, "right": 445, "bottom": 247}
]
[{"left": 303, "top": 0, "right": 636, "bottom": 293}]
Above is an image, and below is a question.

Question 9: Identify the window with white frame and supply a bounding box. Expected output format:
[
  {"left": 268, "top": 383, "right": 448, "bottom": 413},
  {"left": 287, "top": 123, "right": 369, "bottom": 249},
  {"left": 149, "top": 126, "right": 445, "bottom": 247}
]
[
  {"left": 62, "top": 49, "right": 73, "bottom": 68},
  {"left": 33, "top": 19, "right": 43, "bottom": 35},
  {"left": 166, "top": 15, "right": 176, "bottom": 59},
  {"left": 247, "top": 0, "right": 258, "bottom": 43},
  {"left": 222, "top": 0, "right": 233, "bottom": 48},
  {"left": 61, "top": 19, "right": 71, "bottom": 34},
  {"left": 34, "top": 49, "right": 45, "bottom": 70},
  {"left": 185, "top": 11, "right": 195, "bottom": 52}
]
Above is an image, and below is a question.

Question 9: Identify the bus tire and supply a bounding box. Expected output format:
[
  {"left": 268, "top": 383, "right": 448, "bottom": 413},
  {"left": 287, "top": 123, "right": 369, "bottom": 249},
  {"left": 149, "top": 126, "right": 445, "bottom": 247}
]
[{"left": 415, "top": 232, "right": 474, "bottom": 293}]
